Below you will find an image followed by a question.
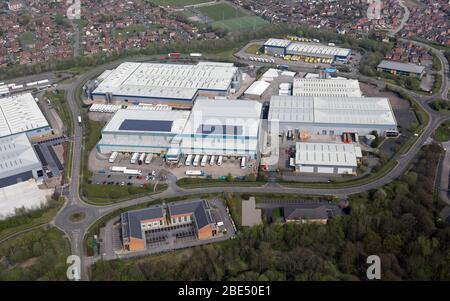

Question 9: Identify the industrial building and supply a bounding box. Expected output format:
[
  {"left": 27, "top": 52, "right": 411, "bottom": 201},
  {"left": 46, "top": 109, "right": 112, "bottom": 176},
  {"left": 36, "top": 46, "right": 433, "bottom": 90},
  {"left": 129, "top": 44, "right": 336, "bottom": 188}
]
[
  {"left": 0, "top": 93, "right": 51, "bottom": 139},
  {"left": 244, "top": 80, "right": 271, "bottom": 100},
  {"left": 292, "top": 78, "right": 362, "bottom": 97},
  {"left": 179, "top": 99, "right": 263, "bottom": 159},
  {"left": 96, "top": 107, "right": 190, "bottom": 155},
  {"left": 121, "top": 199, "right": 217, "bottom": 252},
  {"left": 268, "top": 95, "right": 398, "bottom": 136},
  {"left": 294, "top": 142, "right": 362, "bottom": 175},
  {"left": 377, "top": 60, "right": 425, "bottom": 79},
  {"left": 263, "top": 38, "right": 351, "bottom": 62},
  {"left": 90, "top": 61, "right": 241, "bottom": 108},
  {"left": 0, "top": 133, "right": 44, "bottom": 188}
]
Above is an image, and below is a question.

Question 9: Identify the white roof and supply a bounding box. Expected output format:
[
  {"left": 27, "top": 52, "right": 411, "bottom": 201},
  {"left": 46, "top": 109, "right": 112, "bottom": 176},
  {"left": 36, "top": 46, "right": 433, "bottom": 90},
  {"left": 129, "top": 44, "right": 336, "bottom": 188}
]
[
  {"left": 0, "top": 180, "right": 52, "bottom": 220},
  {"left": 102, "top": 108, "right": 190, "bottom": 135},
  {"left": 287, "top": 42, "right": 351, "bottom": 58},
  {"left": 0, "top": 133, "right": 41, "bottom": 179},
  {"left": 244, "top": 81, "right": 271, "bottom": 96},
  {"left": 295, "top": 142, "right": 357, "bottom": 167},
  {"left": 92, "top": 62, "right": 238, "bottom": 100},
  {"left": 264, "top": 38, "right": 291, "bottom": 48},
  {"left": 377, "top": 60, "right": 425, "bottom": 74},
  {"left": 293, "top": 78, "right": 362, "bottom": 97},
  {"left": 182, "top": 99, "right": 262, "bottom": 138},
  {"left": 269, "top": 95, "right": 397, "bottom": 126},
  {"left": 0, "top": 93, "right": 49, "bottom": 137}
]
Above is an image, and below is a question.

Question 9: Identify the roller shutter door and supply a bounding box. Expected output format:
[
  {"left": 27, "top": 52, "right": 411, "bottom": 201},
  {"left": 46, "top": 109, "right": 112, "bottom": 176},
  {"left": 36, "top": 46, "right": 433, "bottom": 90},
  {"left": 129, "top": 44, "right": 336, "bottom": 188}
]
[
  {"left": 317, "top": 167, "right": 334, "bottom": 174},
  {"left": 299, "top": 166, "right": 314, "bottom": 173}
]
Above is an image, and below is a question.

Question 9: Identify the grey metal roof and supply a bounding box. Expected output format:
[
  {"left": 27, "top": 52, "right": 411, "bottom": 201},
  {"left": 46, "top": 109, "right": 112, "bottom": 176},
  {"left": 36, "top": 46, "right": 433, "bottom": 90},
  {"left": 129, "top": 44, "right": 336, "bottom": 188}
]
[
  {"left": 377, "top": 60, "right": 425, "bottom": 74},
  {"left": 168, "top": 200, "right": 214, "bottom": 230},
  {"left": 124, "top": 206, "right": 165, "bottom": 239},
  {"left": 283, "top": 204, "right": 332, "bottom": 220},
  {"left": 119, "top": 119, "right": 174, "bottom": 132}
]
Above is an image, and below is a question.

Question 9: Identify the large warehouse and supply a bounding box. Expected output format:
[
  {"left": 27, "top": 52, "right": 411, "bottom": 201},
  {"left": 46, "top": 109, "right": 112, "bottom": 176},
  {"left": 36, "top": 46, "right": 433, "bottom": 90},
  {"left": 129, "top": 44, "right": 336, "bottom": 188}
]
[
  {"left": 292, "top": 78, "right": 362, "bottom": 97},
  {"left": 268, "top": 95, "right": 398, "bottom": 136},
  {"left": 294, "top": 142, "right": 362, "bottom": 174},
  {"left": 96, "top": 108, "right": 190, "bottom": 155},
  {"left": 0, "top": 133, "right": 44, "bottom": 188},
  {"left": 263, "top": 38, "right": 351, "bottom": 62},
  {"left": 0, "top": 93, "right": 51, "bottom": 139},
  {"left": 179, "top": 99, "right": 263, "bottom": 158},
  {"left": 90, "top": 61, "right": 241, "bottom": 108}
]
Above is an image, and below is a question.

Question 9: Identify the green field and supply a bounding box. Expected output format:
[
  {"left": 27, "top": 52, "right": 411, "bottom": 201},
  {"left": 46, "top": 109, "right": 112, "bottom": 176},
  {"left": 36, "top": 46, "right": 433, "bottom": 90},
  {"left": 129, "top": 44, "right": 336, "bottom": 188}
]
[
  {"left": 198, "top": 3, "right": 247, "bottom": 21},
  {"left": 149, "top": 0, "right": 211, "bottom": 7},
  {"left": 212, "top": 16, "right": 269, "bottom": 32}
]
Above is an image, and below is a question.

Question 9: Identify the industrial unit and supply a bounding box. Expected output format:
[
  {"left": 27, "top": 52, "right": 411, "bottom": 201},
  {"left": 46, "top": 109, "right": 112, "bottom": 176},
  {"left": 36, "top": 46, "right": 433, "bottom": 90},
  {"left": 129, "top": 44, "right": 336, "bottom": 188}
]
[
  {"left": 377, "top": 60, "right": 426, "bottom": 79},
  {"left": 294, "top": 142, "right": 362, "bottom": 174},
  {"left": 90, "top": 61, "right": 241, "bottom": 108},
  {"left": 268, "top": 95, "right": 398, "bottom": 137},
  {"left": 0, "top": 133, "right": 44, "bottom": 188},
  {"left": 244, "top": 80, "right": 271, "bottom": 100},
  {"left": 96, "top": 108, "right": 190, "bottom": 155},
  {"left": 121, "top": 199, "right": 217, "bottom": 252},
  {"left": 263, "top": 38, "right": 351, "bottom": 62},
  {"left": 0, "top": 93, "right": 51, "bottom": 139},
  {"left": 179, "top": 99, "right": 263, "bottom": 159},
  {"left": 292, "top": 78, "right": 362, "bottom": 97}
]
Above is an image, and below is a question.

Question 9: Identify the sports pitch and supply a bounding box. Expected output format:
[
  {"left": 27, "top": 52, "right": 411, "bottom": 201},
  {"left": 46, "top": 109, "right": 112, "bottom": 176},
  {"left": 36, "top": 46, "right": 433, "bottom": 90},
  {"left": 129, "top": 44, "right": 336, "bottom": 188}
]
[
  {"left": 212, "top": 16, "right": 269, "bottom": 31},
  {"left": 149, "top": 0, "right": 212, "bottom": 7},
  {"left": 198, "top": 3, "right": 248, "bottom": 21}
]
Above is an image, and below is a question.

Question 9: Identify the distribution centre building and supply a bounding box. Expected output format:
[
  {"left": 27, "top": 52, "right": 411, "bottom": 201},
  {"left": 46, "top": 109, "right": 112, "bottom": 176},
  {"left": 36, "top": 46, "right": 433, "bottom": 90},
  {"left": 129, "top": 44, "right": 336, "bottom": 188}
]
[
  {"left": 0, "top": 93, "right": 51, "bottom": 139},
  {"left": 268, "top": 95, "right": 398, "bottom": 136},
  {"left": 0, "top": 133, "right": 44, "bottom": 188},
  {"left": 91, "top": 61, "right": 241, "bottom": 108},
  {"left": 294, "top": 141, "right": 362, "bottom": 174},
  {"left": 377, "top": 60, "right": 425, "bottom": 79},
  {"left": 263, "top": 38, "right": 351, "bottom": 62},
  {"left": 96, "top": 108, "right": 190, "bottom": 155},
  {"left": 179, "top": 99, "right": 263, "bottom": 159},
  {"left": 292, "top": 78, "right": 362, "bottom": 97}
]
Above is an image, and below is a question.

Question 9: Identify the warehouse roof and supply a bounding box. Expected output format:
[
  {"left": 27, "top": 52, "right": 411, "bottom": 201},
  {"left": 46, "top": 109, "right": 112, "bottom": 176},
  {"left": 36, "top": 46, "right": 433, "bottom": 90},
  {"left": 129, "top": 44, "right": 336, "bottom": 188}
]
[
  {"left": 293, "top": 78, "right": 362, "bottom": 97},
  {"left": 102, "top": 108, "right": 190, "bottom": 134},
  {"left": 244, "top": 80, "right": 271, "bottom": 97},
  {"left": 286, "top": 42, "right": 351, "bottom": 58},
  {"left": 92, "top": 62, "right": 238, "bottom": 100},
  {"left": 0, "top": 93, "right": 49, "bottom": 138},
  {"left": 269, "top": 95, "right": 397, "bottom": 126},
  {"left": 377, "top": 60, "right": 425, "bottom": 74},
  {"left": 182, "top": 99, "right": 262, "bottom": 138},
  {"left": 295, "top": 142, "right": 357, "bottom": 167},
  {"left": 0, "top": 133, "right": 42, "bottom": 180},
  {"left": 264, "top": 38, "right": 292, "bottom": 48}
]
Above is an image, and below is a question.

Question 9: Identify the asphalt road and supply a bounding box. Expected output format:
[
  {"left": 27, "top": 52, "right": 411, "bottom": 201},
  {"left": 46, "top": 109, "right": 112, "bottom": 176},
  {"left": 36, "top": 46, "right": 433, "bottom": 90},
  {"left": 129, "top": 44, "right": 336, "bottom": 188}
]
[{"left": 47, "top": 41, "right": 450, "bottom": 281}]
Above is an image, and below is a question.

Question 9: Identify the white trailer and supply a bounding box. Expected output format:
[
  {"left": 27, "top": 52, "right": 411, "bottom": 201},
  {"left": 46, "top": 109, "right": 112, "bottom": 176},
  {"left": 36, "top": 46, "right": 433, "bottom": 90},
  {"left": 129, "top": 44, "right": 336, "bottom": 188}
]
[
  {"left": 217, "top": 155, "right": 223, "bottom": 166},
  {"left": 200, "top": 155, "right": 208, "bottom": 167},
  {"left": 241, "top": 157, "right": 246, "bottom": 169},
  {"left": 185, "top": 170, "right": 204, "bottom": 176},
  {"left": 145, "top": 153, "right": 153, "bottom": 164},
  {"left": 192, "top": 155, "right": 201, "bottom": 167},
  {"left": 109, "top": 151, "right": 118, "bottom": 163},
  {"left": 110, "top": 166, "right": 127, "bottom": 172},
  {"left": 138, "top": 153, "right": 146, "bottom": 165},
  {"left": 77, "top": 116, "right": 82, "bottom": 125},
  {"left": 185, "top": 154, "right": 193, "bottom": 166},
  {"left": 190, "top": 53, "right": 202, "bottom": 57},
  {"left": 209, "top": 155, "right": 215, "bottom": 166},
  {"left": 123, "top": 169, "right": 142, "bottom": 175},
  {"left": 130, "top": 152, "right": 139, "bottom": 164}
]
